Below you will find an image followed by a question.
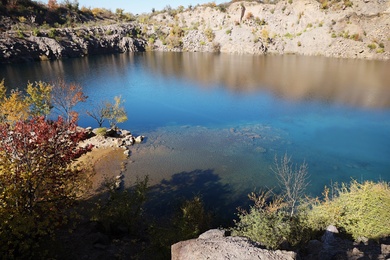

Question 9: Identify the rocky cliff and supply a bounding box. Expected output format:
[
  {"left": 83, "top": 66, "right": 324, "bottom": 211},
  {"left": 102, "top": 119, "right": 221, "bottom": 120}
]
[
  {"left": 145, "top": 0, "right": 390, "bottom": 59},
  {"left": 0, "top": 0, "right": 389, "bottom": 63},
  {"left": 0, "top": 23, "right": 146, "bottom": 63}
]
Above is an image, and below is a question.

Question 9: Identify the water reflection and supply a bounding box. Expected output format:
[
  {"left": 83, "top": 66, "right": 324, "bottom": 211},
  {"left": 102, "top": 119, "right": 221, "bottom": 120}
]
[
  {"left": 143, "top": 52, "right": 390, "bottom": 108},
  {"left": 0, "top": 53, "right": 137, "bottom": 89}
]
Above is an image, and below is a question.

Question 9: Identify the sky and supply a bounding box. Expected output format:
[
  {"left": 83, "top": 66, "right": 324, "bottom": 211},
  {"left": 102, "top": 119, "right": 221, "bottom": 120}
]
[{"left": 76, "top": 1, "right": 226, "bottom": 15}]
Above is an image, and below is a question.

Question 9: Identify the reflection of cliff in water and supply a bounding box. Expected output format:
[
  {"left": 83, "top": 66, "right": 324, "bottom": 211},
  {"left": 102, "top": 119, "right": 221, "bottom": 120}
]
[{"left": 143, "top": 52, "right": 390, "bottom": 108}]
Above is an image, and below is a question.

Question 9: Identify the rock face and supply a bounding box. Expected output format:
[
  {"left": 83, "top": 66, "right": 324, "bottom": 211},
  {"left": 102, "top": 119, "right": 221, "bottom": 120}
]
[
  {"left": 145, "top": 0, "right": 390, "bottom": 60},
  {"left": 0, "top": 23, "right": 145, "bottom": 63},
  {"left": 1, "top": 0, "right": 389, "bottom": 62},
  {"left": 171, "top": 229, "right": 297, "bottom": 260}
]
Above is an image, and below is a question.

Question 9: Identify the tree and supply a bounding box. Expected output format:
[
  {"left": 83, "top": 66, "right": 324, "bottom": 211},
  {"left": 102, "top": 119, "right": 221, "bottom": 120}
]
[
  {"left": 271, "top": 153, "right": 309, "bottom": 217},
  {"left": 0, "top": 116, "right": 92, "bottom": 257},
  {"left": 0, "top": 89, "right": 30, "bottom": 124},
  {"left": 0, "top": 80, "right": 53, "bottom": 124},
  {"left": 86, "top": 100, "right": 106, "bottom": 127},
  {"left": 102, "top": 96, "right": 128, "bottom": 128},
  {"left": 51, "top": 79, "right": 87, "bottom": 123},
  {"left": 26, "top": 81, "right": 53, "bottom": 117}
]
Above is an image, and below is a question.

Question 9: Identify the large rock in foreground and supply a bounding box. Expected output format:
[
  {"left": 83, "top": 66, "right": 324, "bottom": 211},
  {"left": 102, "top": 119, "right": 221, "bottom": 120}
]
[{"left": 171, "top": 229, "right": 297, "bottom": 260}]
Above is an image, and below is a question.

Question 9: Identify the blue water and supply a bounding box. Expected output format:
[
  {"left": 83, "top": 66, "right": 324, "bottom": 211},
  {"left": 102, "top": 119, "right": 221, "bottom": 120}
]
[{"left": 1, "top": 52, "right": 389, "bottom": 210}]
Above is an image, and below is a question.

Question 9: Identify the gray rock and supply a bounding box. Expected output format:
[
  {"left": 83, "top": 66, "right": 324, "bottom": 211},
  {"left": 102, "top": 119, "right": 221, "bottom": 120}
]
[
  {"left": 134, "top": 136, "right": 144, "bottom": 144},
  {"left": 381, "top": 243, "right": 390, "bottom": 254},
  {"left": 172, "top": 229, "right": 297, "bottom": 260}
]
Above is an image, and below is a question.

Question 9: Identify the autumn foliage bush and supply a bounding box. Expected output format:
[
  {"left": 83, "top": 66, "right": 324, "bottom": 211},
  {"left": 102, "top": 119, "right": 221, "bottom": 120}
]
[
  {"left": 0, "top": 79, "right": 92, "bottom": 257},
  {"left": 0, "top": 116, "right": 92, "bottom": 257}
]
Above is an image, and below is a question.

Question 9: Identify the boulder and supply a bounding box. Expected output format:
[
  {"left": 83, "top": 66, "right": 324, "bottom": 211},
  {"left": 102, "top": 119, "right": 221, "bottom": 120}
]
[
  {"left": 134, "top": 135, "right": 144, "bottom": 144},
  {"left": 171, "top": 229, "right": 297, "bottom": 260}
]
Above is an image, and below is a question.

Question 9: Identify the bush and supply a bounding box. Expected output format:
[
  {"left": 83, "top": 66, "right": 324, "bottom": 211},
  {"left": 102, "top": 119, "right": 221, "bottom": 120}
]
[
  {"left": 204, "top": 28, "right": 215, "bottom": 42},
  {"left": 307, "top": 180, "right": 390, "bottom": 240},
  {"left": 95, "top": 127, "right": 107, "bottom": 136},
  {"left": 32, "top": 28, "right": 41, "bottom": 36},
  {"left": 91, "top": 176, "right": 149, "bottom": 235},
  {"left": 0, "top": 117, "right": 92, "bottom": 258},
  {"left": 368, "top": 43, "right": 377, "bottom": 50},
  {"left": 233, "top": 191, "right": 311, "bottom": 249},
  {"left": 48, "top": 28, "right": 56, "bottom": 38}
]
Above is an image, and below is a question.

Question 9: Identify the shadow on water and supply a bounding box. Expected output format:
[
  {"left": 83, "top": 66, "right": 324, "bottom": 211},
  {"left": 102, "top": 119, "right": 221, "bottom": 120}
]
[{"left": 145, "top": 169, "right": 250, "bottom": 226}]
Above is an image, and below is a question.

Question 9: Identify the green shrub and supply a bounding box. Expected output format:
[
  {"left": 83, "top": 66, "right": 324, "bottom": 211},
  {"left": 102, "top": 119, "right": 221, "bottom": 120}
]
[
  {"left": 91, "top": 176, "right": 148, "bottom": 235},
  {"left": 204, "top": 28, "right": 215, "bottom": 42},
  {"left": 17, "top": 29, "right": 24, "bottom": 38},
  {"left": 368, "top": 43, "right": 377, "bottom": 50},
  {"left": 307, "top": 181, "right": 390, "bottom": 240},
  {"left": 48, "top": 28, "right": 56, "bottom": 38},
  {"left": 284, "top": 33, "right": 294, "bottom": 39},
  {"left": 32, "top": 28, "right": 41, "bottom": 36},
  {"left": 148, "top": 196, "right": 212, "bottom": 258},
  {"left": 233, "top": 191, "right": 311, "bottom": 249},
  {"left": 95, "top": 127, "right": 107, "bottom": 136}
]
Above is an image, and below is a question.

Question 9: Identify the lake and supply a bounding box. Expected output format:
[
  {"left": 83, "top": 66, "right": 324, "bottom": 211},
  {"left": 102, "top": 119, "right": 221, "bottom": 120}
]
[{"left": 1, "top": 52, "right": 390, "bottom": 219}]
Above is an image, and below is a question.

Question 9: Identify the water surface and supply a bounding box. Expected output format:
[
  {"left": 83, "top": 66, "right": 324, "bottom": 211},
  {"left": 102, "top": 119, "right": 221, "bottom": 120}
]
[{"left": 1, "top": 52, "right": 389, "bottom": 218}]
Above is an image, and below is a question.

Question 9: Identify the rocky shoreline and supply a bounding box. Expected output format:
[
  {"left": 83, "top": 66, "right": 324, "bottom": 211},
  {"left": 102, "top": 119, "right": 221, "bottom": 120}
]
[{"left": 1, "top": 0, "right": 389, "bottom": 63}]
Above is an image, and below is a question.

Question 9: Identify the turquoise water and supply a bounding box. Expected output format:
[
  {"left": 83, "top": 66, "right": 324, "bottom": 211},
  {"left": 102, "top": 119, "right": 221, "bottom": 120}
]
[{"left": 1, "top": 52, "right": 390, "bottom": 217}]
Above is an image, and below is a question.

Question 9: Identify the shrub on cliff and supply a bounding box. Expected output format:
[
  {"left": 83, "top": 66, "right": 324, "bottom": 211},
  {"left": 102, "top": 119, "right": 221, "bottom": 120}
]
[{"left": 306, "top": 180, "right": 390, "bottom": 240}]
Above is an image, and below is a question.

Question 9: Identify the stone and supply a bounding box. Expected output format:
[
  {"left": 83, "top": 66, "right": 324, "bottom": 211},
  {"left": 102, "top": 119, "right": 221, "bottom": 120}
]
[
  {"left": 356, "top": 236, "right": 369, "bottom": 245},
  {"left": 124, "top": 150, "right": 131, "bottom": 157},
  {"left": 134, "top": 135, "right": 144, "bottom": 144},
  {"left": 172, "top": 229, "right": 297, "bottom": 260},
  {"left": 121, "top": 129, "right": 131, "bottom": 136},
  {"left": 381, "top": 244, "right": 390, "bottom": 254},
  {"left": 198, "top": 229, "right": 225, "bottom": 239},
  {"left": 322, "top": 225, "right": 339, "bottom": 244}
]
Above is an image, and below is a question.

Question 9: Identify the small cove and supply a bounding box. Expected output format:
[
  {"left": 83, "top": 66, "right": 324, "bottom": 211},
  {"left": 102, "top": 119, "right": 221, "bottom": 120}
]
[{"left": 1, "top": 52, "right": 389, "bottom": 218}]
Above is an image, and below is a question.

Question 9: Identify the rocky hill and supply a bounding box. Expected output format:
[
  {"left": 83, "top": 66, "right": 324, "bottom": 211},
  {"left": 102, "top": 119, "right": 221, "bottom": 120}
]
[
  {"left": 0, "top": 0, "right": 389, "bottom": 63},
  {"left": 145, "top": 0, "right": 390, "bottom": 59}
]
